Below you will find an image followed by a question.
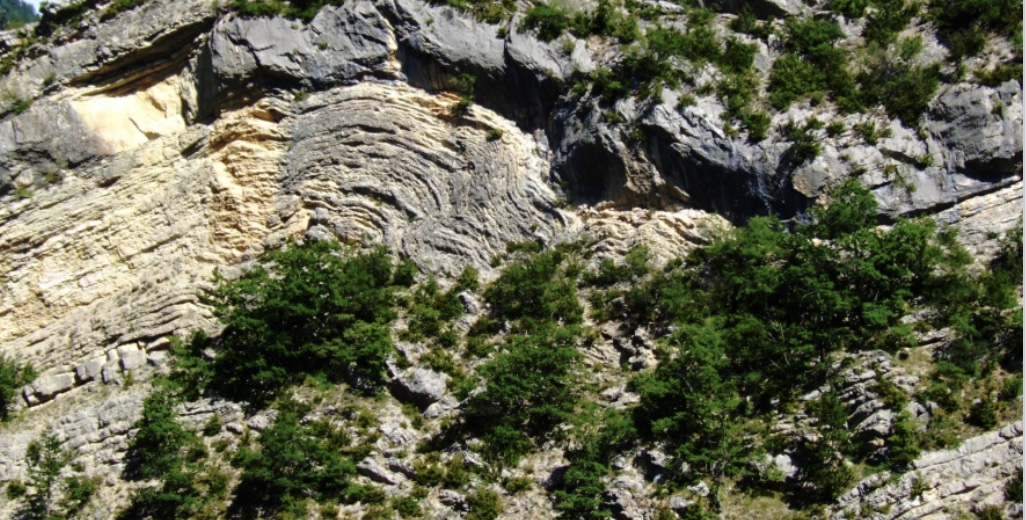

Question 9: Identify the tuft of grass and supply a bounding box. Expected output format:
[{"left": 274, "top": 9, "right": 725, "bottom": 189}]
[{"left": 486, "top": 128, "right": 504, "bottom": 141}]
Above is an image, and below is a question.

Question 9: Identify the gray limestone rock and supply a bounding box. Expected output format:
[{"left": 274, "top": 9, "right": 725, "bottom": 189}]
[
  {"left": 393, "top": 367, "right": 448, "bottom": 407},
  {"left": 30, "top": 373, "right": 75, "bottom": 400},
  {"left": 146, "top": 351, "right": 170, "bottom": 367},
  {"left": 246, "top": 414, "right": 273, "bottom": 431},
  {"left": 357, "top": 457, "right": 401, "bottom": 485},
  {"left": 438, "top": 489, "right": 467, "bottom": 511},
  {"left": 211, "top": 2, "right": 396, "bottom": 89},
  {"left": 75, "top": 358, "right": 105, "bottom": 383},
  {"left": 119, "top": 350, "right": 147, "bottom": 371},
  {"left": 927, "top": 81, "right": 1023, "bottom": 178},
  {"left": 772, "top": 454, "right": 799, "bottom": 480},
  {"left": 101, "top": 362, "right": 122, "bottom": 385}
]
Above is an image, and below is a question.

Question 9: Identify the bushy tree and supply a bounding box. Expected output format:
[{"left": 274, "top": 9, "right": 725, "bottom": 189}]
[
  {"left": 467, "top": 324, "right": 582, "bottom": 465},
  {"left": 485, "top": 249, "right": 582, "bottom": 326},
  {"left": 231, "top": 401, "right": 365, "bottom": 517},
  {"left": 0, "top": 354, "right": 35, "bottom": 421},
  {"left": 17, "top": 433, "right": 66, "bottom": 520},
  {"left": 208, "top": 240, "right": 402, "bottom": 404},
  {"left": 15, "top": 432, "right": 97, "bottom": 520},
  {"left": 632, "top": 320, "right": 755, "bottom": 482},
  {"left": 554, "top": 408, "right": 636, "bottom": 519},
  {"left": 125, "top": 392, "right": 197, "bottom": 480}
]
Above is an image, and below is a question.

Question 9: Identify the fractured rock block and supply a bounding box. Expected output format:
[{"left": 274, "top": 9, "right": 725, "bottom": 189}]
[
  {"left": 120, "top": 350, "right": 147, "bottom": 371},
  {"left": 101, "top": 361, "right": 122, "bottom": 384},
  {"left": 30, "top": 373, "right": 76, "bottom": 401},
  {"left": 75, "top": 358, "right": 105, "bottom": 383},
  {"left": 357, "top": 457, "right": 400, "bottom": 485},
  {"left": 392, "top": 367, "right": 447, "bottom": 407},
  {"left": 147, "top": 351, "right": 170, "bottom": 367}
]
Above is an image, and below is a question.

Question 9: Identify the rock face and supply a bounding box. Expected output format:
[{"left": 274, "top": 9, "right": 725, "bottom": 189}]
[
  {"left": 0, "top": 0, "right": 1020, "bottom": 518},
  {"left": 835, "top": 422, "right": 1024, "bottom": 520}
]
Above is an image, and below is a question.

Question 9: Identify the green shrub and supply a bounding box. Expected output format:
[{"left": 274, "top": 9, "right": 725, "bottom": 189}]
[
  {"left": 6, "top": 480, "right": 26, "bottom": 500},
  {"left": 729, "top": 5, "right": 773, "bottom": 40},
  {"left": 232, "top": 401, "right": 363, "bottom": 516},
  {"left": 484, "top": 249, "right": 582, "bottom": 325},
  {"left": 768, "top": 18, "right": 853, "bottom": 110},
  {"left": 781, "top": 118, "right": 822, "bottom": 164},
  {"left": 967, "top": 396, "right": 998, "bottom": 429},
  {"left": 392, "top": 496, "right": 422, "bottom": 518},
  {"left": 467, "top": 324, "right": 582, "bottom": 465},
  {"left": 826, "top": 120, "right": 846, "bottom": 137},
  {"left": 976, "top": 63, "right": 1024, "bottom": 87},
  {"left": 466, "top": 489, "right": 503, "bottom": 520},
  {"left": 854, "top": 120, "right": 890, "bottom": 145},
  {"left": 975, "top": 504, "right": 1005, "bottom": 520},
  {"left": 864, "top": 0, "right": 917, "bottom": 44},
  {"left": 522, "top": 4, "right": 570, "bottom": 42},
  {"left": 62, "top": 475, "right": 99, "bottom": 518},
  {"left": 887, "top": 412, "right": 921, "bottom": 468},
  {"left": 720, "top": 38, "right": 756, "bottom": 74},
  {"left": 413, "top": 454, "right": 445, "bottom": 487},
  {"left": 829, "top": 0, "right": 871, "bottom": 17},
  {"left": 554, "top": 408, "right": 635, "bottom": 519},
  {"left": 857, "top": 56, "right": 941, "bottom": 126},
  {"left": 206, "top": 241, "right": 402, "bottom": 404},
  {"left": 928, "top": 0, "right": 1022, "bottom": 60},
  {"left": 1005, "top": 470, "right": 1023, "bottom": 502},
  {"left": 581, "top": 246, "right": 649, "bottom": 287},
  {"left": 125, "top": 391, "right": 199, "bottom": 480},
  {"left": 502, "top": 476, "right": 533, "bottom": 494},
  {"left": 202, "top": 415, "right": 222, "bottom": 437},
  {"left": 442, "top": 453, "right": 471, "bottom": 489},
  {"left": 0, "top": 354, "right": 35, "bottom": 421},
  {"left": 999, "top": 375, "right": 1022, "bottom": 401}
]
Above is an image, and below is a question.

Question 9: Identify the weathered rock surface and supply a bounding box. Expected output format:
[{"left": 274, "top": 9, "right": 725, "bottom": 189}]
[
  {"left": 0, "top": 0, "right": 1020, "bottom": 518},
  {"left": 393, "top": 367, "right": 448, "bottom": 406},
  {"left": 835, "top": 422, "right": 1023, "bottom": 519}
]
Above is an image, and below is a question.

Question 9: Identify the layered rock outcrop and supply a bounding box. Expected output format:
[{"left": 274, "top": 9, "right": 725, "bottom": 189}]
[{"left": 0, "top": 0, "right": 1020, "bottom": 518}]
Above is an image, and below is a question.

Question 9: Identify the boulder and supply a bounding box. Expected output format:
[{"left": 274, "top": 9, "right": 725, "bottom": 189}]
[
  {"left": 147, "top": 351, "right": 170, "bottom": 367},
  {"left": 30, "top": 373, "right": 75, "bottom": 401},
  {"left": 101, "top": 361, "right": 122, "bottom": 384},
  {"left": 120, "top": 350, "right": 147, "bottom": 371},
  {"left": 75, "top": 358, "right": 105, "bottom": 383},
  {"left": 392, "top": 367, "right": 448, "bottom": 407},
  {"left": 438, "top": 489, "right": 467, "bottom": 511},
  {"left": 357, "top": 457, "right": 401, "bottom": 485}
]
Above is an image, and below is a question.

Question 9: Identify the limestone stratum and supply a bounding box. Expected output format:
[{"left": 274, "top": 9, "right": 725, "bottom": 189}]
[{"left": 0, "top": 0, "right": 1021, "bottom": 518}]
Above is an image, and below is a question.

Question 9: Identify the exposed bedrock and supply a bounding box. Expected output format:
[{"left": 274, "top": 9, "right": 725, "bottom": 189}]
[{"left": 0, "top": 2, "right": 1019, "bottom": 517}]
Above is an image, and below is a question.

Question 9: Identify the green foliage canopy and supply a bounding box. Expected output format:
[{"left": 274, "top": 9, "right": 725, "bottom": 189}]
[{"left": 206, "top": 240, "right": 403, "bottom": 404}]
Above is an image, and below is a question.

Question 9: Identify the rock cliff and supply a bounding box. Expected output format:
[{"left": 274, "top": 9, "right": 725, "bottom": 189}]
[{"left": 0, "top": 0, "right": 1020, "bottom": 518}]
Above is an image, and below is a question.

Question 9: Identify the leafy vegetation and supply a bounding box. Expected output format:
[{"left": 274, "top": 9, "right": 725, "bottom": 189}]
[
  {"left": 16, "top": 432, "right": 97, "bottom": 520},
  {"left": 466, "top": 323, "right": 582, "bottom": 465},
  {"left": 230, "top": 400, "right": 374, "bottom": 517},
  {"left": 579, "top": 180, "right": 1021, "bottom": 508},
  {"left": 927, "top": 0, "right": 1022, "bottom": 60},
  {"left": 228, "top": 0, "right": 346, "bottom": 22},
  {"left": 0, "top": 0, "right": 38, "bottom": 29},
  {"left": 768, "top": 18, "right": 855, "bottom": 110},
  {"left": 200, "top": 240, "right": 405, "bottom": 405},
  {"left": 0, "top": 354, "right": 35, "bottom": 421}
]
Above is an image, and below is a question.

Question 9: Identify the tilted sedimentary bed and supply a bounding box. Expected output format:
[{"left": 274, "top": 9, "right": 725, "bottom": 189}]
[{"left": 0, "top": 0, "right": 1021, "bottom": 517}]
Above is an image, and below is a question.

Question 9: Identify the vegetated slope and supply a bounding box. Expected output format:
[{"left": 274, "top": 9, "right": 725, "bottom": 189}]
[
  {"left": 0, "top": 0, "right": 37, "bottom": 28},
  {"left": 0, "top": 0, "right": 1020, "bottom": 518}
]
